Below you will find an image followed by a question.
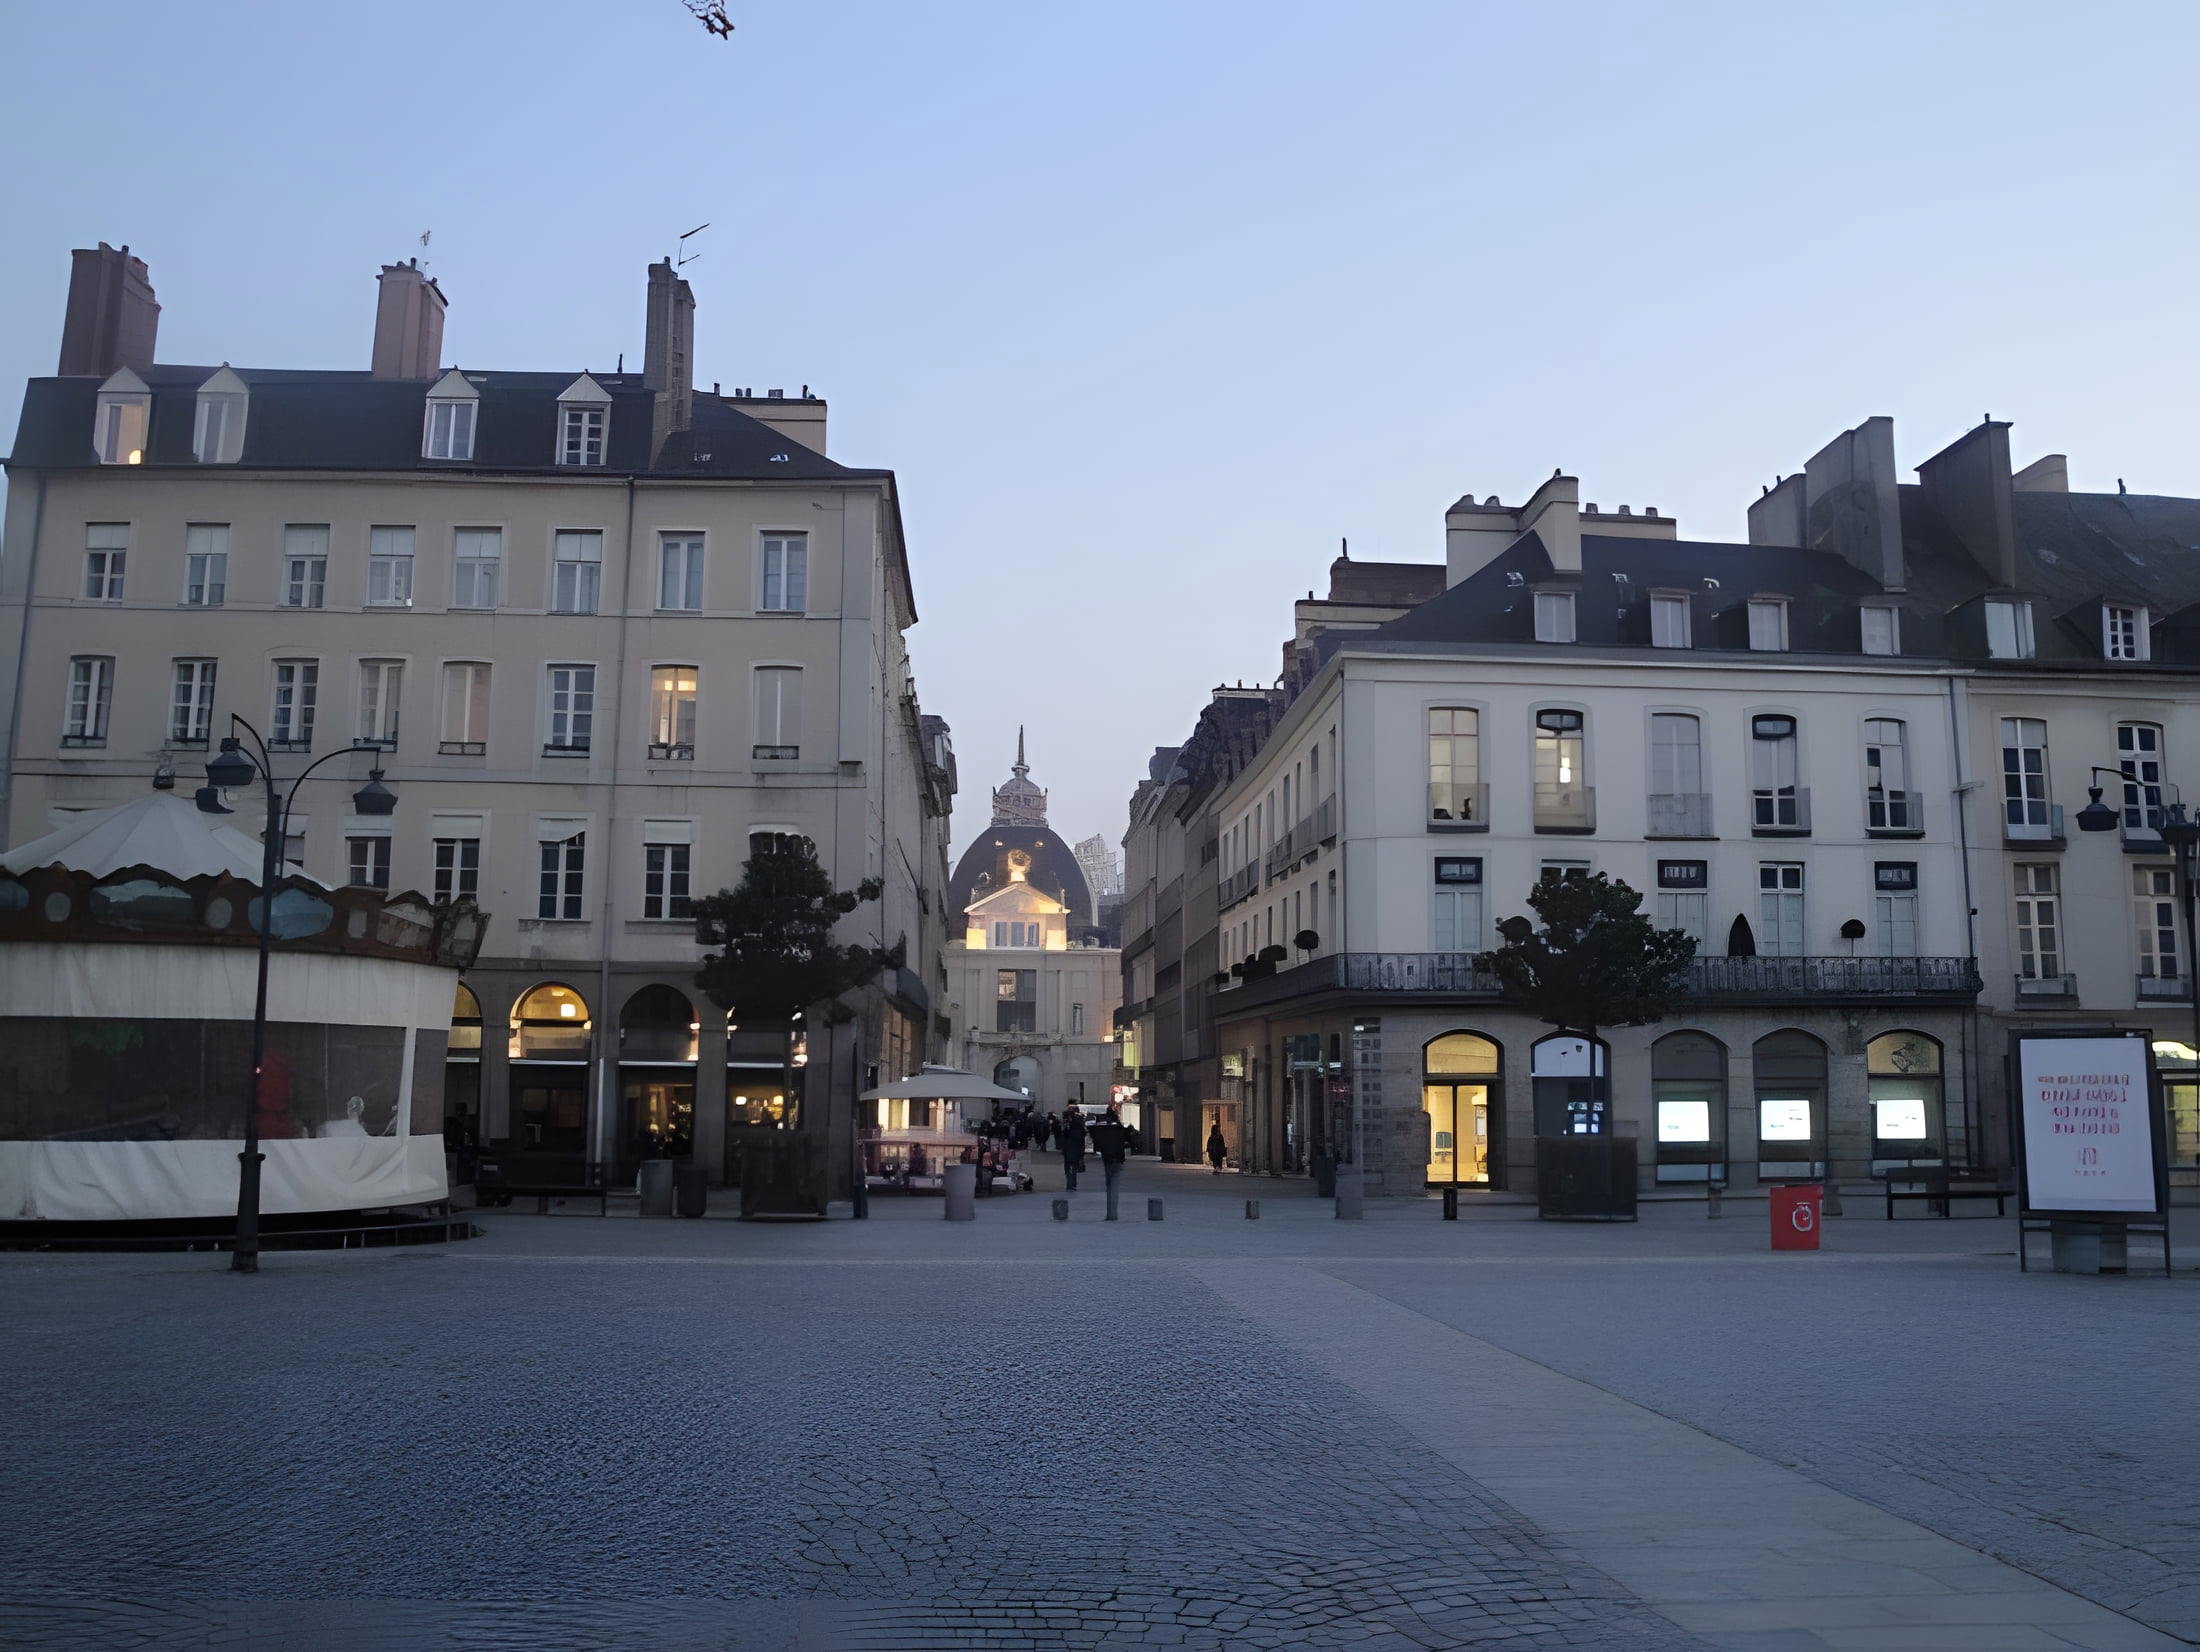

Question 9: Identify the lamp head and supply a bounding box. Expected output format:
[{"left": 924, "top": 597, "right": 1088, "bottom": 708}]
[
  {"left": 2074, "top": 786, "right": 2120, "bottom": 834},
  {"left": 351, "top": 769, "right": 398, "bottom": 817},
  {"left": 193, "top": 785, "right": 233, "bottom": 816},
  {"left": 204, "top": 739, "right": 256, "bottom": 792}
]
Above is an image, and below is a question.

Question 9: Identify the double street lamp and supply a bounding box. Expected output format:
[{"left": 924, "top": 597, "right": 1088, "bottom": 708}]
[
  {"left": 2075, "top": 770, "right": 2200, "bottom": 1089},
  {"left": 195, "top": 717, "right": 398, "bottom": 1273}
]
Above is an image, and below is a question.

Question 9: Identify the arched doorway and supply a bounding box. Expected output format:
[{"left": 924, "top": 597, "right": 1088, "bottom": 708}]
[
  {"left": 618, "top": 985, "right": 697, "bottom": 1176},
  {"left": 510, "top": 983, "right": 591, "bottom": 1164},
  {"left": 1422, "top": 1032, "right": 1501, "bottom": 1187},
  {"left": 1531, "top": 1033, "right": 1609, "bottom": 1136},
  {"left": 993, "top": 1054, "right": 1041, "bottom": 1109},
  {"left": 445, "top": 982, "right": 483, "bottom": 1149},
  {"left": 1754, "top": 1029, "right": 1827, "bottom": 1180},
  {"left": 1652, "top": 1031, "right": 1726, "bottom": 1184},
  {"left": 1867, "top": 1030, "right": 1944, "bottom": 1169}
]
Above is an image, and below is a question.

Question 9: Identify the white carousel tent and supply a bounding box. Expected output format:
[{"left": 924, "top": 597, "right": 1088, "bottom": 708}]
[{"left": 1, "top": 790, "right": 317, "bottom": 883}]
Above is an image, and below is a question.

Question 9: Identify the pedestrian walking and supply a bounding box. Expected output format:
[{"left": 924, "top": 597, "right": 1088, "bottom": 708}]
[
  {"left": 1058, "top": 1107, "right": 1087, "bottom": 1192},
  {"left": 1086, "top": 1108, "right": 1133, "bottom": 1220},
  {"left": 1206, "top": 1121, "right": 1228, "bottom": 1175}
]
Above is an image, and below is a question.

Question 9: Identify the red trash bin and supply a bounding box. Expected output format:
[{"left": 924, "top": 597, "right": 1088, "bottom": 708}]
[{"left": 1770, "top": 1183, "right": 1822, "bottom": 1250}]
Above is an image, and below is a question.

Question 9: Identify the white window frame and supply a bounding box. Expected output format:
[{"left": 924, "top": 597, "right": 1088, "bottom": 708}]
[
  {"left": 1533, "top": 590, "right": 1575, "bottom": 644},
  {"left": 538, "top": 831, "right": 588, "bottom": 919},
  {"left": 424, "top": 397, "right": 477, "bottom": 461},
  {"left": 452, "top": 527, "right": 503, "bottom": 609},
  {"left": 659, "top": 534, "right": 705, "bottom": 611},
  {"left": 1860, "top": 604, "right": 1900, "bottom": 656},
  {"left": 433, "top": 834, "right": 481, "bottom": 903},
  {"left": 1427, "top": 707, "right": 1480, "bottom": 824},
  {"left": 94, "top": 392, "right": 149, "bottom": 465},
  {"left": 1864, "top": 718, "right": 1913, "bottom": 831},
  {"left": 1757, "top": 861, "right": 1805, "bottom": 956},
  {"left": 1648, "top": 712, "right": 1703, "bottom": 796},
  {"left": 1747, "top": 598, "right": 1789, "bottom": 651},
  {"left": 558, "top": 403, "right": 606, "bottom": 467},
  {"left": 1986, "top": 599, "right": 2035, "bottom": 660},
  {"left": 440, "top": 661, "right": 491, "bottom": 753},
  {"left": 753, "top": 665, "right": 802, "bottom": 758},
  {"left": 63, "top": 656, "right": 114, "bottom": 744},
  {"left": 2103, "top": 603, "right": 2150, "bottom": 662},
  {"left": 2001, "top": 717, "right": 2052, "bottom": 833},
  {"left": 2135, "top": 864, "right": 2179, "bottom": 982},
  {"left": 2119, "top": 722, "right": 2165, "bottom": 833},
  {"left": 270, "top": 659, "right": 319, "bottom": 750},
  {"left": 551, "top": 530, "right": 604, "bottom": 615},
  {"left": 1432, "top": 887, "right": 1483, "bottom": 953},
  {"left": 183, "top": 524, "right": 228, "bottom": 607},
  {"left": 357, "top": 659, "right": 404, "bottom": 749},
  {"left": 648, "top": 664, "right": 698, "bottom": 757},
  {"left": 193, "top": 391, "right": 247, "bottom": 464},
  {"left": 1750, "top": 715, "right": 1801, "bottom": 828},
  {"left": 282, "top": 525, "right": 329, "bottom": 609},
  {"left": 1655, "top": 891, "right": 1708, "bottom": 946},
  {"left": 642, "top": 839, "right": 693, "bottom": 921},
  {"left": 1874, "top": 891, "right": 1919, "bottom": 958},
  {"left": 760, "top": 534, "right": 809, "bottom": 613},
  {"left": 82, "top": 525, "right": 126, "bottom": 601},
  {"left": 170, "top": 659, "right": 217, "bottom": 747},
  {"left": 367, "top": 526, "right": 416, "bottom": 607},
  {"left": 2014, "top": 863, "right": 2061, "bottom": 979},
  {"left": 1649, "top": 593, "right": 1691, "bottom": 648},
  {"left": 545, "top": 664, "right": 596, "bottom": 754},
  {"left": 347, "top": 835, "right": 393, "bottom": 891}
]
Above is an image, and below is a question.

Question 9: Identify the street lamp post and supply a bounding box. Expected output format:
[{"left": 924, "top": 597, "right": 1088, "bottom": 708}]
[
  {"left": 2075, "top": 771, "right": 2200, "bottom": 1099},
  {"left": 196, "top": 718, "right": 397, "bottom": 1273}
]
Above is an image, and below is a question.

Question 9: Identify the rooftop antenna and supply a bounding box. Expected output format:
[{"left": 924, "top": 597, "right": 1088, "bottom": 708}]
[{"left": 676, "top": 222, "right": 711, "bottom": 268}]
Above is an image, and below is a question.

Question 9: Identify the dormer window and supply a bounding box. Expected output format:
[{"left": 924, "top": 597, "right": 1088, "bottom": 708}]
[
  {"left": 555, "top": 373, "right": 612, "bottom": 467},
  {"left": 1985, "top": 599, "right": 2035, "bottom": 659},
  {"left": 2104, "top": 603, "right": 2150, "bottom": 661},
  {"left": 1649, "top": 592, "right": 1691, "bottom": 648},
  {"left": 1860, "top": 604, "right": 1901, "bottom": 656},
  {"left": 93, "top": 368, "right": 150, "bottom": 465},
  {"left": 1747, "top": 597, "right": 1789, "bottom": 651},
  {"left": 192, "top": 368, "right": 248, "bottom": 464},
  {"left": 1533, "top": 590, "right": 1576, "bottom": 643},
  {"left": 422, "top": 369, "right": 479, "bottom": 460}
]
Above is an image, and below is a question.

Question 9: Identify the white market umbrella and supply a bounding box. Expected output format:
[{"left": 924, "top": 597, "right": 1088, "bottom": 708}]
[
  {"left": 860, "top": 1063, "right": 1032, "bottom": 1104},
  {"left": 1, "top": 790, "right": 320, "bottom": 884}
]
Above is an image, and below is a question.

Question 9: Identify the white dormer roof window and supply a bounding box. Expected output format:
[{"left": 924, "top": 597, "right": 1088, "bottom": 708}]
[
  {"left": 192, "top": 367, "right": 249, "bottom": 465},
  {"left": 1747, "top": 596, "right": 1790, "bottom": 651},
  {"left": 2103, "top": 602, "right": 2150, "bottom": 662},
  {"left": 1985, "top": 598, "right": 2035, "bottom": 660},
  {"left": 422, "top": 368, "right": 479, "bottom": 461},
  {"left": 555, "top": 373, "right": 612, "bottom": 467},
  {"left": 93, "top": 367, "right": 150, "bottom": 466},
  {"left": 1533, "top": 590, "right": 1576, "bottom": 643}
]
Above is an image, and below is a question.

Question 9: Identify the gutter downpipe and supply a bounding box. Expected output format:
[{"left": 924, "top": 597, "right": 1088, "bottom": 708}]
[
  {"left": 2, "top": 471, "right": 51, "bottom": 843},
  {"left": 1948, "top": 671, "right": 1983, "bottom": 1165},
  {"left": 594, "top": 475, "right": 639, "bottom": 1179}
]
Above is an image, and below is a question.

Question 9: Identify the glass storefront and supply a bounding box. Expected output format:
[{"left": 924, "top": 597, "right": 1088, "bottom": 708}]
[
  {"left": 1866, "top": 1030, "right": 1944, "bottom": 1169},
  {"left": 1754, "top": 1029, "right": 1827, "bottom": 1180},
  {"left": 1422, "top": 1032, "right": 1500, "bottom": 1186},
  {"left": 2155, "top": 1040, "right": 2198, "bottom": 1195},
  {"left": 1652, "top": 1031, "right": 1726, "bottom": 1183}
]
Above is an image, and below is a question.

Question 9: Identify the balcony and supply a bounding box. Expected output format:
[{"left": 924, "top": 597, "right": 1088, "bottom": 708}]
[
  {"left": 2015, "top": 972, "right": 2078, "bottom": 1001},
  {"left": 1751, "top": 787, "right": 1811, "bottom": 837},
  {"left": 1218, "top": 864, "right": 1259, "bottom": 909},
  {"left": 1428, "top": 782, "right": 1488, "bottom": 833},
  {"left": 2137, "top": 974, "right": 2190, "bottom": 1001},
  {"left": 1532, "top": 783, "right": 1594, "bottom": 834},
  {"left": 2004, "top": 803, "right": 2066, "bottom": 846},
  {"left": 1865, "top": 790, "right": 1924, "bottom": 836},
  {"left": 1646, "top": 792, "right": 1713, "bottom": 838},
  {"left": 1315, "top": 796, "right": 1338, "bottom": 843}
]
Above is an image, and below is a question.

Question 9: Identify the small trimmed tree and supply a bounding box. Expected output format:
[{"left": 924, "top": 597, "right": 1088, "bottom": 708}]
[{"left": 1475, "top": 873, "right": 1695, "bottom": 1109}]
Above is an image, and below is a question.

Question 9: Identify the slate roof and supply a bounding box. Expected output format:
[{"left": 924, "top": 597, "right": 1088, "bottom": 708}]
[{"left": 7, "top": 366, "right": 882, "bottom": 483}]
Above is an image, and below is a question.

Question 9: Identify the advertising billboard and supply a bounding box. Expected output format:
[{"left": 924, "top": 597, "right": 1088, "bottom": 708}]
[{"left": 2015, "top": 1034, "right": 2164, "bottom": 1217}]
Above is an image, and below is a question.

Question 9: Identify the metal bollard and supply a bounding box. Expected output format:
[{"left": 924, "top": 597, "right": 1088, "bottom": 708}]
[
  {"left": 1441, "top": 1187, "right": 1459, "bottom": 1221},
  {"left": 1245, "top": 1199, "right": 1261, "bottom": 1220},
  {"left": 1148, "top": 1198, "right": 1164, "bottom": 1221},
  {"left": 1707, "top": 1185, "right": 1725, "bottom": 1220},
  {"left": 1052, "top": 1198, "right": 1069, "bottom": 1221}
]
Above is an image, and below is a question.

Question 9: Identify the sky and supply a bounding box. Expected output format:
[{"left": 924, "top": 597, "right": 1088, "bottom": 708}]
[{"left": 5, "top": 0, "right": 2198, "bottom": 861}]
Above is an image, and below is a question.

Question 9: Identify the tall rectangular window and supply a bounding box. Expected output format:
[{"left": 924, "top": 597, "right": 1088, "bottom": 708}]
[
  {"left": 1750, "top": 715, "right": 1801, "bottom": 829},
  {"left": 552, "top": 530, "right": 603, "bottom": 614},
  {"left": 760, "top": 534, "right": 808, "bottom": 612},
  {"left": 1432, "top": 863, "right": 1483, "bottom": 952},
  {"left": 347, "top": 835, "right": 392, "bottom": 890},
  {"left": 1874, "top": 892, "right": 1919, "bottom": 957},
  {"left": 170, "top": 659, "right": 217, "bottom": 747},
  {"left": 183, "top": 524, "right": 228, "bottom": 607},
  {"left": 754, "top": 666, "right": 801, "bottom": 758},
  {"left": 1757, "top": 862, "right": 1805, "bottom": 956},
  {"left": 1649, "top": 594, "right": 1691, "bottom": 648},
  {"left": 2014, "top": 864, "right": 2061, "bottom": 979},
  {"left": 2119, "top": 722, "right": 2165, "bottom": 831},
  {"left": 995, "top": 969, "right": 1038, "bottom": 1033},
  {"left": 83, "top": 524, "right": 126, "bottom": 600},
  {"left": 1655, "top": 861, "right": 1708, "bottom": 946},
  {"left": 1533, "top": 710, "right": 1588, "bottom": 829},
  {"left": 659, "top": 535, "right": 704, "bottom": 610},
  {"left": 452, "top": 528, "right": 502, "bottom": 609},
  {"left": 2135, "top": 865, "right": 2179, "bottom": 982},
  {"left": 538, "top": 832, "right": 586, "bottom": 919},
  {"left": 282, "top": 525, "right": 328, "bottom": 609},
  {"left": 559, "top": 404, "right": 606, "bottom": 467},
  {"left": 2104, "top": 604, "right": 2149, "bottom": 661},
  {"left": 1860, "top": 605, "right": 1900, "bottom": 656},
  {"left": 95, "top": 395, "right": 147, "bottom": 465},
  {"left": 194, "top": 392, "right": 246, "bottom": 464},
  {"left": 433, "top": 836, "right": 480, "bottom": 903},
  {"left": 546, "top": 665, "right": 595, "bottom": 753},
  {"left": 1747, "top": 599, "right": 1789, "bottom": 651},
  {"left": 649, "top": 665, "right": 698, "bottom": 757},
  {"left": 1648, "top": 713, "right": 1704, "bottom": 834},
  {"left": 441, "top": 662, "right": 491, "bottom": 753},
  {"left": 643, "top": 841, "right": 693, "bottom": 920},
  {"left": 357, "top": 659, "right": 403, "bottom": 748},
  {"left": 270, "top": 660, "right": 318, "bottom": 750},
  {"left": 1864, "top": 718, "right": 1913, "bottom": 830},
  {"left": 367, "top": 526, "right": 415, "bottom": 606},
  {"left": 63, "top": 657, "right": 114, "bottom": 744},
  {"left": 1533, "top": 590, "right": 1575, "bottom": 643},
  {"left": 424, "top": 398, "right": 476, "bottom": 460},
  {"left": 1986, "top": 600, "right": 2036, "bottom": 659},
  {"left": 1427, "top": 707, "right": 1479, "bottom": 824},
  {"left": 2001, "top": 717, "right": 2051, "bottom": 832}
]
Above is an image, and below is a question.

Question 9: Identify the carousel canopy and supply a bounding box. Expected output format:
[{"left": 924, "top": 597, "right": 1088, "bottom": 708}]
[
  {"left": 1, "top": 791, "right": 319, "bottom": 884},
  {"left": 859, "top": 1064, "right": 1032, "bottom": 1103}
]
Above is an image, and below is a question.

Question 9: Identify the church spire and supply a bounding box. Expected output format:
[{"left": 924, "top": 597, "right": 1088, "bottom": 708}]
[
  {"left": 991, "top": 729, "right": 1047, "bottom": 826},
  {"left": 1014, "top": 724, "right": 1028, "bottom": 778}
]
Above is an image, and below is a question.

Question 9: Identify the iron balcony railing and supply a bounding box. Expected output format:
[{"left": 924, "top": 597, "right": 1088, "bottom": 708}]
[
  {"left": 1315, "top": 796, "right": 1338, "bottom": 842},
  {"left": 1646, "top": 792, "right": 1712, "bottom": 837},
  {"left": 1218, "top": 864, "right": 1260, "bottom": 909}
]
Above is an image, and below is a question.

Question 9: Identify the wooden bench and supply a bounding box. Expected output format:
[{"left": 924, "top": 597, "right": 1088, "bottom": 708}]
[
  {"left": 1882, "top": 1166, "right": 2011, "bottom": 1219},
  {"left": 476, "top": 1162, "right": 610, "bottom": 1216}
]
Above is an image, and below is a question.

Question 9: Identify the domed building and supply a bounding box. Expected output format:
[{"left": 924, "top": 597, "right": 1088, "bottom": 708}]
[{"left": 946, "top": 730, "right": 1096, "bottom": 935}]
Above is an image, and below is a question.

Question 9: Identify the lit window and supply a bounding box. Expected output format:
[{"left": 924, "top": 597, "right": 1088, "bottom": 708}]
[
  {"left": 368, "top": 526, "right": 415, "bottom": 606},
  {"left": 552, "top": 530, "right": 603, "bottom": 614},
  {"left": 452, "top": 528, "right": 501, "bottom": 609},
  {"left": 1533, "top": 590, "right": 1575, "bottom": 643},
  {"left": 1427, "top": 707, "right": 1479, "bottom": 824},
  {"left": 282, "top": 525, "right": 328, "bottom": 609},
  {"left": 649, "top": 665, "right": 698, "bottom": 757},
  {"left": 83, "top": 524, "right": 126, "bottom": 601},
  {"left": 94, "top": 370, "right": 149, "bottom": 465},
  {"left": 2104, "top": 603, "right": 2149, "bottom": 661},
  {"left": 63, "top": 656, "right": 113, "bottom": 745},
  {"left": 1986, "top": 599, "right": 2035, "bottom": 659},
  {"left": 659, "top": 535, "right": 704, "bottom": 610},
  {"left": 1747, "top": 599, "right": 1789, "bottom": 651},
  {"left": 761, "top": 534, "right": 808, "bottom": 612},
  {"left": 1649, "top": 593, "right": 1691, "bottom": 648},
  {"left": 1860, "top": 605, "right": 1900, "bottom": 656}
]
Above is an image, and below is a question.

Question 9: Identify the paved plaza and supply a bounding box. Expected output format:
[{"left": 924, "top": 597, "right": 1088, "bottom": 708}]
[{"left": 4, "top": 1160, "right": 2196, "bottom": 1652}]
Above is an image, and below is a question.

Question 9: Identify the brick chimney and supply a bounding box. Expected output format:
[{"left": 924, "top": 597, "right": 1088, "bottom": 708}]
[
  {"left": 58, "top": 243, "right": 159, "bottom": 377},
  {"left": 644, "top": 259, "right": 695, "bottom": 457},
  {"left": 371, "top": 259, "right": 447, "bottom": 379}
]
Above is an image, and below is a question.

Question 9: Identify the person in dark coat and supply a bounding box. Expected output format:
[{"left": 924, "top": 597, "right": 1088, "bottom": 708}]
[
  {"left": 1206, "top": 1121, "right": 1228, "bottom": 1175},
  {"left": 1086, "top": 1107, "right": 1134, "bottom": 1220},
  {"left": 1058, "top": 1107, "right": 1087, "bottom": 1191}
]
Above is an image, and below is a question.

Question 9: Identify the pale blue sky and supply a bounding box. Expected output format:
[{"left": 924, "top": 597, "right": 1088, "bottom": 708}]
[{"left": 4, "top": 1, "right": 2196, "bottom": 858}]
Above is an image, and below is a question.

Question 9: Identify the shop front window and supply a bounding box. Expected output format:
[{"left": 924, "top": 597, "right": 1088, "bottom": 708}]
[
  {"left": 1531, "top": 1033, "right": 1607, "bottom": 1137},
  {"left": 1867, "top": 1030, "right": 1945, "bottom": 1169},
  {"left": 1754, "top": 1029, "right": 1827, "bottom": 1179},
  {"left": 1421, "top": 1031, "right": 1500, "bottom": 1186},
  {"left": 1652, "top": 1031, "right": 1726, "bottom": 1184}
]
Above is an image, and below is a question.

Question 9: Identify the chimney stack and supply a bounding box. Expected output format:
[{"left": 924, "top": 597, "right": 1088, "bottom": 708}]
[
  {"left": 371, "top": 259, "right": 447, "bottom": 379},
  {"left": 644, "top": 260, "right": 696, "bottom": 458},
  {"left": 58, "top": 243, "right": 159, "bottom": 377}
]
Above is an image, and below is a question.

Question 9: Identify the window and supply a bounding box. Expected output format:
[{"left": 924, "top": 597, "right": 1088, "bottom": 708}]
[
  {"left": 659, "top": 534, "right": 704, "bottom": 610},
  {"left": 2120, "top": 723, "right": 2165, "bottom": 832},
  {"left": 452, "top": 528, "right": 502, "bottom": 608},
  {"left": 1071, "top": 1002, "right": 1085, "bottom": 1036},
  {"left": 1750, "top": 715, "right": 1802, "bottom": 830},
  {"left": 1652, "top": 1032, "right": 1726, "bottom": 1183},
  {"left": 1655, "top": 860, "right": 1708, "bottom": 946},
  {"left": 193, "top": 386, "right": 246, "bottom": 464},
  {"left": 270, "top": 660, "right": 318, "bottom": 749},
  {"left": 1757, "top": 862, "right": 1805, "bottom": 956},
  {"left": 2001, "top": 717, "right": 2052, "bottom": 834},
  {"left": 638, "top": 665, "right": 698, "bottom": 758},
  {"left": 63, "top": 657, "right": 113, "bottom": 745},
  {"left": 2014, "top": 864, "right": 2061, "bottom": 979},
  {"left": 170, "top": 659, "right": 216, "bottom": 747},
  {"left": 1875, "top": 861, "right": 1918, "bottom": 957},
  {"left": 94, "top": 385, "right": 148, "bottom": 465},
  {"left": 1986, "top": 599, "right": 2035, "bottom": 659},
  {"left": 440, "top": 662, "right": 491, "bottom": 754},
  {"left": 559, "top": 404, "right": 607, "bottom": 467},
  {"left": 1533, "top": 709, "right": 1589, "bottom": 829},
  {"left": 538, "top": 832, "right": 587, "bottom": 919},
  {"left": 761, "top": 534, "right": 808, "bottom": 612},
  {"left": 282, "top": 526, "right": 328, "bottom": 609},
  {"left": 1860, "top": 604, "right": 1901, "bottom": 656},
  {"left": 1648, "top": 713, "right": 1705, "bottom": 834},
  {"left": 357, "top": 659, "right": 403, "bottom": 748},
  {"left": 545, "top": 665, "right": 595, "bottom": 754},
  {"left": 367, "top": 526, "right": 415, "bottom": 606},
  {"left": 433, "top": 836, "right": 480, "bottom": 903},
  {"left": 347, "top": 835, "right": 392, "bottom": 890},
  {"left": 2136, "top": 866, "right": 2180, "bottom": 983},
  {"left": 1747, "top": 599, "right": 1789, "bottom": 651},
  {"left": 552, "top": 530, "right": 603, "bottom": 614},
  {"left": 1540, "top": 859, "right": 1590, "bottom": 882},
  {"left": 83, "top": 525, "right": 126, "bottom": 600},
  {"left": 1427, "top": 708, "right": 1480, "bottom": 824},
  {"left": 754, "top": 666, "right": 801, "bottom": 759},
  {"left": 1533, "top": 590, "right": 1575, "bottom": 643},
  {"left": 643, "top": 840, "right": 693, "bottom": 921},
  {"left": 1649, "top": 593, "right": 1691, "bottom": 648},
  {"left": 2104, "top": 603, "right": 2149, "bottom": 662},
  {"left": 424, "top": 397, "right": 476, "bottom": 461},
  {"left": 1432, "top": 863, "right": 1483, "bottom": 953},
  {"left": 1867, "top": 1032, "right": 1943, "bottom": 1158},
  {"left": 1864, "top": 719, "right": 1914, "bottom": 831},
  {"left": 995, "top": 969, "right": 1038, "bottom": 1033},
  {"left": 992, "top": 921, "right": 1042, "bottom": 947},
  {"left": 183, "top": 525, "right": 228, "bottom": 606}
]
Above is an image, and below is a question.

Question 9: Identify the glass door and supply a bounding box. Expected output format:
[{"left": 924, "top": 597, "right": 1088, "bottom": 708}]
[{"left": 1423, "top": 1082, "right": 1491, "bottom": 1185}]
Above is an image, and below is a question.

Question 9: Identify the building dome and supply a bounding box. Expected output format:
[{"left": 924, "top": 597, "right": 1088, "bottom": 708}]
[{"left": 947, "top": 731, "right": 1094, "bottom": 923}]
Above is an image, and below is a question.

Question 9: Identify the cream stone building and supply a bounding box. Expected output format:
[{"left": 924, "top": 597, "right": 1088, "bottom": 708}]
[{"left": 0, "top": 243, "right": 956, "bottom": 1201}]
